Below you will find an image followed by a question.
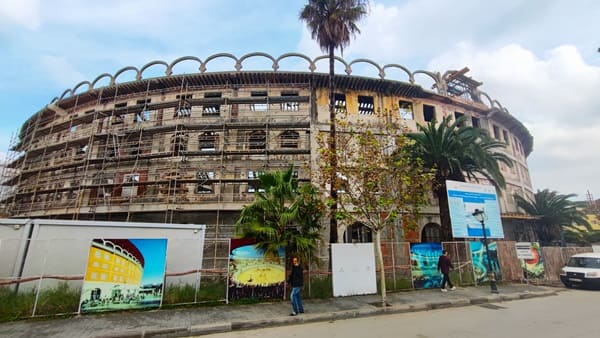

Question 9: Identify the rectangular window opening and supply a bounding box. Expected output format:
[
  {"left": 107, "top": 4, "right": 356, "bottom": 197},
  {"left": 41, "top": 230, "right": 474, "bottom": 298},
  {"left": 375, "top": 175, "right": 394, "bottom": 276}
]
[
  {"left": 281, "top": 91, "right": 300, "bottom": 112},
  {"left": 334, "top": 93, "right": 346, "bottom": 114},
  {"left": 399, "top": 100, "right": 413, "bottom": 120},
  {"left": 493, "top": 125, "right": 500, "bottom": 139},
  {"left": 197, "top": 171, "right": 215, "bottom": 194},
  {"left": 358, "top": 96, "right": 374, "bottom": 115},
  {"left": 423, "top": 105, "right": 435, "bottom": 122},
  {"left": 250, "top": 91, "right": 268, "bottom": 112}
]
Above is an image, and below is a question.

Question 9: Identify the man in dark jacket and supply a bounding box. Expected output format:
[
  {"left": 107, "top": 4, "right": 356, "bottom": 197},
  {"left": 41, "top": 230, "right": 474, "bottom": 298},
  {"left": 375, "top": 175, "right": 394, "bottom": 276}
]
[
  {"left": 437, "top": 250, "right": 456, "bottom": 292},
  {"left": 288, "top": 256, "right": 304, "bottom": 315}
]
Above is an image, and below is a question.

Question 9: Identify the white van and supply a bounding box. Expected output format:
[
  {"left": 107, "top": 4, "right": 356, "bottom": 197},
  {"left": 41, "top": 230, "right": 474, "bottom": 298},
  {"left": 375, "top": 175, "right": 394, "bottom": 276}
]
[{"left": 560, "top": 252, "right": 600, "bottom": 289}]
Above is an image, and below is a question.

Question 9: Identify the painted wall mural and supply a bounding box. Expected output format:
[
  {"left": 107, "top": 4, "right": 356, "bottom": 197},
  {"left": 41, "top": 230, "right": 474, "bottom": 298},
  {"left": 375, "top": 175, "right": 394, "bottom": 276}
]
[
  {"left": 79, "top": 238, "right": 168, "bottom": 313},
  {"left": 228, "top": 239, "right": 285, "bottom": 300}
]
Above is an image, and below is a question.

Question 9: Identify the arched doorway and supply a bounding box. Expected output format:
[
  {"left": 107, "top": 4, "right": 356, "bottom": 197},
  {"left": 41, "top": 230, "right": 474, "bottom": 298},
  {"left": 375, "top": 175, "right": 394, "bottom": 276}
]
[
  {"left": 343, "top": 222, "right": 372, "bottom": 243},
  {"left": 421, "top": 222, "right": 442, "bottom": 243}
]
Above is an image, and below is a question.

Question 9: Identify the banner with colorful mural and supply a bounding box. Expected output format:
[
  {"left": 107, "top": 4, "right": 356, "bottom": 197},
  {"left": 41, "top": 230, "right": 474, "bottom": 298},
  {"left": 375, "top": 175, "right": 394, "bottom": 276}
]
[
  {"left": 470, "top": 241, "right": 502, "bottom": 283},
  {"left": 410, "top": 242, "right": 443, "bottom": 289},
  {"left": 79, "top": 238, "right": 168, "bottom": 314},
  {"left": 520, "top": 242, "right": 545, "bottom": 279},
  {"left": 228, "top": 239, "right": 285, "bottom": 300}
]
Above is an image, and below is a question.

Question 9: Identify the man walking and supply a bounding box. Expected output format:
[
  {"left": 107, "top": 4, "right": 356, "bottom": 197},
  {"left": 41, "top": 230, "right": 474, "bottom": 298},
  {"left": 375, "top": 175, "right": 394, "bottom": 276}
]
[
  {"left": 288, "top": 256, "right": 304, "bottom": 316},
  {"left": 437, "top": 250, "right": 456, "bottom": 292}
]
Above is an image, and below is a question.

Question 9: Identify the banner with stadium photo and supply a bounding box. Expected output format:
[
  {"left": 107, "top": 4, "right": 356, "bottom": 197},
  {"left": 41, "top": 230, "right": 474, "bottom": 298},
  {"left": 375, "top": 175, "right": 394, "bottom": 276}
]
[
  {"left": 228, "top": 238, "right": 285, "bottom": 300},
  {"left": 410, "top": 242, "right": 443, "bottom": 289},
  {"left": 470, "top": 240, "right": 502, "bottom": 283},
  {"left": 79, "top": 238, "right": 168, "bottom": 314}
]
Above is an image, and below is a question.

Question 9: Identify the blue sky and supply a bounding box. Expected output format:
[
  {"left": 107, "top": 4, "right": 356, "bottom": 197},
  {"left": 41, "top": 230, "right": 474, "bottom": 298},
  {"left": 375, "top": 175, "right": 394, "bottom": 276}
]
[{"left": 1, "top": 0, "right": 599, "bottom": 200}]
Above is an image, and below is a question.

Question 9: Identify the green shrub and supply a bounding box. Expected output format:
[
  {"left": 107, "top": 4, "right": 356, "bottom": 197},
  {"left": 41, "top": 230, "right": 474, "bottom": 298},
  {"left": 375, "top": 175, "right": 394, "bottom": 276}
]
[
  {"left": 35, "top": 282, "right": 80, "bottom": 316},
  {"left": 307, "top": 276, "right": 332, "bottom": 299}
]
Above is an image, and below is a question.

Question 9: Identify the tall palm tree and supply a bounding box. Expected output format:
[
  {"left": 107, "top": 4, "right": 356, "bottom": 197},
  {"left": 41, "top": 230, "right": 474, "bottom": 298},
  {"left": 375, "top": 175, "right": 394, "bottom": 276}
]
[
  {"left": 407, "top": 115, "right": 512, "bottom": 240},
  {"left": 300, "top": 0, "right": 369, "bottom": 243},
  {"left": 235, "top": 167, "right": 325, "bottom": 264},
  {"left": 514, "top": 189, "right": 591, "bottom": 245}
]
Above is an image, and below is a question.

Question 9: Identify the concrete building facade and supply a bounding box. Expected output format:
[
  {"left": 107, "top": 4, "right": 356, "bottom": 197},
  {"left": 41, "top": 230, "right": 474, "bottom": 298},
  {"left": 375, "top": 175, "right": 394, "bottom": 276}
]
[{"left": 0, "top": 53, "right": 535, "bottom": 242}]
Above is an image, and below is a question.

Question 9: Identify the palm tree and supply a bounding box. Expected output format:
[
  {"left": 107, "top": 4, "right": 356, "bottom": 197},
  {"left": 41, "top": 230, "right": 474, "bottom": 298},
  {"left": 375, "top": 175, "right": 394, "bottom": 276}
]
[
  {"left": 407, "top": 115, "right": 512, "bottom": 240},
  {"left": 299, "top": 0, "right": 369, "bottom": 243},
  {"left": 514, "top": 189, "right": 591, "bottom": 245},
  {"left": 235, "top": 167, "right": 325, "bottom": 264}
]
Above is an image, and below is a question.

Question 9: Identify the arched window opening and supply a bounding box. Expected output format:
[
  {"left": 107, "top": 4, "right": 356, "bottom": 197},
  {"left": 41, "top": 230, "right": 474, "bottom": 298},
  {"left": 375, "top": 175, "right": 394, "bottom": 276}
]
[
  {"left": 249, "top": 131, "right": 266, "bottom": 150},
  {"left": 421, "top": 223, "right": 441, "bottom": 243},
  {"left": 343, "top": 222, "right": 372, "bottom": 243},
  {"left": 280, "top": 130, "right": 299, "bottom": 149}
]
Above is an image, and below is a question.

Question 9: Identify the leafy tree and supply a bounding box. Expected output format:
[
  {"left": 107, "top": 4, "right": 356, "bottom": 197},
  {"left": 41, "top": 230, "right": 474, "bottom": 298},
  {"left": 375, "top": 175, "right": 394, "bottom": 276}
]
[
  {"left": 407, "top": 115, "right": 512, "bottom": 241},
  {"left": 300, "top": 0, "right": 369, "bottom": 243},
  {"left": 514, "top": 189, "right": 591, "bottom": 245},
  {"left": 319, "top": 110, "right": 432, "bottom": 306},
  {"left": 235, "top": 167, "right": 325, "bottom": 264}
]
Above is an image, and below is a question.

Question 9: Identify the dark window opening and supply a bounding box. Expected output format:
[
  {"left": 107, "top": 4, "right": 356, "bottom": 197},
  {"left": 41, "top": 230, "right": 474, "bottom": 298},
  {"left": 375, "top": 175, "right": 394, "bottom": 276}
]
[
  {"left": 135, "top": 111, "right": 151, "bottom": 122},
  {"left": 247, "top": 170, "right": 265, "bottom": 193},
  {"left": 203, "top": 92, "right": 221, "bottom": 116},
  {"left": 280, "top": 130, "right": 299, "bottom": 149},
  {"left": 115, "top": 102, "right": 127, "bottom": 109},
  {"left": 77, "top": 145, "right": 88, "bottom": 155},
  {"left": 250, "top": 91, "right": 268, "bottom": 111},
  {"left": 493, "top": 125, "right": 500, "bottom": 139},
  {"left": 249, "top": 131, "right": 266, "bottom": 150},
  {"left": 358, "top": 95, "right": 374, "bottom": 115},
  {"left": 472, "top": 116, "right": 480, "bottom": 128},
  {"left": 421, "top": 223, "right": 441, "bottom": 243},
  {"left": 344, "top": 222, "right": 372, "bottom": 243},
  {"left": 281, "top": 91, "right": 299, "bottom": 111},
  {"left": 196, "top": 171, "right": 215, "bottom": 194},
  {"left": 334, "top": 93, "right": 347, "bottom": 114},
  {"left": 454, "top": 112, "right": 464, "bottom": 126},
  {"left": 112, "top": 114, "right": 125, "bottom": 124},
  {"left": 399, "top": 100, "right": 413, "bottom": 120},
  {"left": 171, "top": 132, "right": 188, "bottom": 156},
  {"left": 199, "top": 132, "right": 217, "bottom": 151},
  {"left": 423, "top": 105, "right": 436, "bottom": 122},
  {"left": 202, "top": 105, "right": 220, "bottom": 116},
  {"left": 502, "top": 130, "right": 510, "bottom": 145}
]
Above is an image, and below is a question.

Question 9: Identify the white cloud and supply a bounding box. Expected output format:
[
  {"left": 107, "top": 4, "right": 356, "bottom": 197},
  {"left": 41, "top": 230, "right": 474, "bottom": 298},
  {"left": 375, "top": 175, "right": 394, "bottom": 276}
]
[
  {"left": 427, "top": 43, "right": 600, "bottom": 198},
  {"left": 38, "top": 55, "right": 85, "bottom": 87},
  {"left": 0, "top": 0, "right": 41, "bottom": 31}
]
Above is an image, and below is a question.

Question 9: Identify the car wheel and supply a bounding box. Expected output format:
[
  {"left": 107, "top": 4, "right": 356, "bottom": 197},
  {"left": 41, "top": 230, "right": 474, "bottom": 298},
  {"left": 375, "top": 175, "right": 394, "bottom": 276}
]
[{"left": 563, "top": 282, "right": 572, "bottom": 288}]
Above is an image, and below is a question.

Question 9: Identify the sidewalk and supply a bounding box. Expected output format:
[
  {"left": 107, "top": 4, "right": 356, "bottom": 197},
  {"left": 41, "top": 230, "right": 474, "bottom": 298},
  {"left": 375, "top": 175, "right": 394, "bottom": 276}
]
[{"left": 0, "top": 283, "right": 559, "bottom": 338}]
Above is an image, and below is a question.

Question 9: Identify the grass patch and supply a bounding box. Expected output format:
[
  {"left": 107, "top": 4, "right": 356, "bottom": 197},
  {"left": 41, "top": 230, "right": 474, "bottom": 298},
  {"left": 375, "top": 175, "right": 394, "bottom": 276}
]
[
  {"left": 163, "top": 279, "right": 227, "bottom": 305},
  {"left": 307, "top": 276, "right": 332, "bottom": 299},
  {"left": 0, "top": 282, "right": 80, "bottom": 322}
]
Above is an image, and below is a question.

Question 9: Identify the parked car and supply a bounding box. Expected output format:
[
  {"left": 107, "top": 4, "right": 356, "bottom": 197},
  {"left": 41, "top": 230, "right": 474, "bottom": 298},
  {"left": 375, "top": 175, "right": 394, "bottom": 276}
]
[{"left": 560, "top": 252, "right": 600, "bottom": 289}]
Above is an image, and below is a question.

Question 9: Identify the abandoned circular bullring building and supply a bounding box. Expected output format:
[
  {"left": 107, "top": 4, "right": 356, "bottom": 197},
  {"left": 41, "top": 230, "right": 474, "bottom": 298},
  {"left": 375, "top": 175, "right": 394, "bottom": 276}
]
[{"left": 0, "top": 53, "right": 535, "bottom": 242}]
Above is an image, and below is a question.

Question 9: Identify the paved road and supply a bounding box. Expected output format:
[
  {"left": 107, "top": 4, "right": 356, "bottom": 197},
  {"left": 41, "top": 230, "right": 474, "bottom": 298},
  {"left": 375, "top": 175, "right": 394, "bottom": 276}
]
[{"left": 200, "top": 289, "right": 600, "bottom": 338}]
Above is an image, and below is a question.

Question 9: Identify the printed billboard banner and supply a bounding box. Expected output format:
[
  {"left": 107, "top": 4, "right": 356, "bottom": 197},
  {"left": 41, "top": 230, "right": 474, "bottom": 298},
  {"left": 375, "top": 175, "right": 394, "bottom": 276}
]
[
  {"left": 228, "top": 239, "right": 285, "bottom": 300},
  {"left": 520, "top": 242, "right": 545, "bottom": 279},
  {"left": 410, "top": 243, "right": 443, "bottom": 289},
  {"left": 470, "top": 241, "right": 502, "bottom": 283},
  {"left": 446, "top": 180, "right": 505, "bottom": 239},
  {"left": 79, "top": 238, "right": 168, "bottom": 314}
]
